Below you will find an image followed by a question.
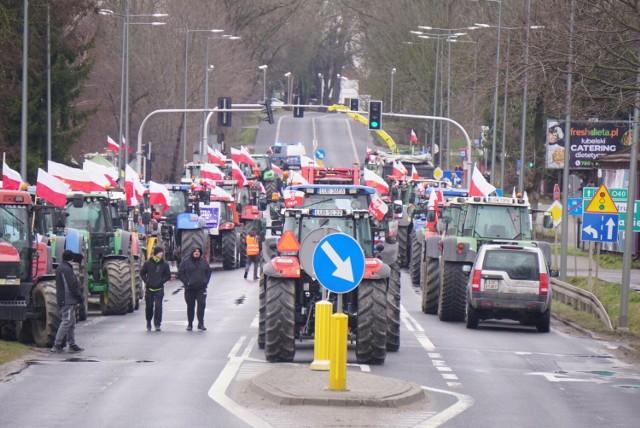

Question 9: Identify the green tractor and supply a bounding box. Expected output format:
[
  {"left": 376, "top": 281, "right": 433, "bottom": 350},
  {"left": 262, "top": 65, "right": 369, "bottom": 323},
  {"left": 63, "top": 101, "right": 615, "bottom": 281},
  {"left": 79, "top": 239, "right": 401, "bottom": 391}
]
[
  {"left": 65, "top": 193, "right": 137, "bottom": 315},
  {"left": 251, "top": 154, "right": 279, "bottom": 196}
]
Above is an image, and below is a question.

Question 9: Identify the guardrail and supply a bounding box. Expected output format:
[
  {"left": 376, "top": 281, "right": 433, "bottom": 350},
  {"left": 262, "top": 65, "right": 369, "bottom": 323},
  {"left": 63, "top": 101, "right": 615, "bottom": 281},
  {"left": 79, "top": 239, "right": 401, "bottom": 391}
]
[{"left": 551, "top": 278, "right": 614, "bottom": 331}]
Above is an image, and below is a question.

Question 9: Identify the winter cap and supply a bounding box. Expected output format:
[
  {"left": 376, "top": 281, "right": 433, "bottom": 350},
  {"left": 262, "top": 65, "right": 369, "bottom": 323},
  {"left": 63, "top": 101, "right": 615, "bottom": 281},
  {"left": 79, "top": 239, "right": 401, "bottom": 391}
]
[
  {"left": 192, "top": 247, "right": 202, "bottom": 253},
  {"left": 62, "top": 250, "right": 74, "bottom": 262},
  {"left": 153, "top": 246, "right": 164, "bottom": 256}
]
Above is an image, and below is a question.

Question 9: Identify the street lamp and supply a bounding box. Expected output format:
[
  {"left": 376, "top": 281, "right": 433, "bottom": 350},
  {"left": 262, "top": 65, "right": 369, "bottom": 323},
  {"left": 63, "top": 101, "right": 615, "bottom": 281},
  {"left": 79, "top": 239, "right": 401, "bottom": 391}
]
[
  {"left": 284, "top": 72, "right": 292, "bottom": 104},
  {"left": 519, "top": 0, "right": 532, "bottom": 193},
  {"left": 98, "top": 4, "right": 167, "bottom": 176},
  {"left": 390, "top": 68, "right": 396, "bottom": 113},
  {"left": 318, "top": 73, "right": 324, "bottom": 105},
  {"left": 258, "top": 64, "right": 268, "bottom": 101},
  {"left": 183, "top": 28, "right": 223, "bottom": 167}
]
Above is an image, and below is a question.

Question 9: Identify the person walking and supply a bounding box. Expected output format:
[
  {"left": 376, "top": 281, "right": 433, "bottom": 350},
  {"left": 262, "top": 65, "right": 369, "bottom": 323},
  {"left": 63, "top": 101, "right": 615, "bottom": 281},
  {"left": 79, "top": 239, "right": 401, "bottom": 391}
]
[
  {"left": 177, "top": 247, "right": 211, "bottom": 331},
  {"left": 244, "top": 229, "right": 260, "bottom": 280},
  {"left": 140, "top": 246, "right": 171, "bottom": 332},
  {"left": 51, "top": 250, "right": 84, "bottom": 353}
]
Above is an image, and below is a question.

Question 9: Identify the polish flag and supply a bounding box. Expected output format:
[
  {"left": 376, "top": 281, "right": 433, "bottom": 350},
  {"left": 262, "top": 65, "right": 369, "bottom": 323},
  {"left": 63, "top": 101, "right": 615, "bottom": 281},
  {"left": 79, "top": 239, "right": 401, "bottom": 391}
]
[
  {"left": 2, "top": 161, "right": 26, "bottom": 190},
  {"left": 201, "top": 163, "right": 225, "bottom": 181},
  {"left": 410, "top": 129, "right": 418, "bottom": 145},
  {"left": 392, "top": 160, "right": 407, "bottom": 178},
  {"left": 207, "top": 146, "right": 226, "bottom": 166},
  {"left": 231, "top": 147, "right": 256, "bottom": 168},
  {"left": 125, "top": 165, "right": 145, "bottom": 206},
  {"left": 368, "top": 192, "right": 389, "bottom": 221},
  {"left": 271, "top": 163, "right": 283, "bottom": 178},
  {"left": 468, "top": 164, "right": 496, "bottom": 197},
  {"left": 230, "top": 160, "right": 247, "bottom": 187},
  {"left": 83, "top": 160, "right": 118, "bottom": 187},
  {"left": 209, "top": 185, "right": 233, "bottom": 201},
  {"left": 288, "top": 170, "right": 308, "bottom": 185},
  {"left": 121, "top": 136, "right": 133, "bottom": 155},
  {"left": 283, "top": 189, "right": 305, "bottom": 207},
  {"left": 411, "top": 165, "right": 420, "bottom": 180},
  {"left": 48, "top": 160, "right": 108, "bottom": 192},
  {"left": 148, "top": 181, "right": 171, "bottom": 213},
  {"left": 107, "top": 136, "right": 119, "bottom": 152},
  {"left": 363, "top": 168, "right": 389, "bottom": 195},
  {"left": 241, "top": 146, "right": 258, "bottom": 168},
  {"left": 36, "top": 168, "right": 69, "bottom": 207}
]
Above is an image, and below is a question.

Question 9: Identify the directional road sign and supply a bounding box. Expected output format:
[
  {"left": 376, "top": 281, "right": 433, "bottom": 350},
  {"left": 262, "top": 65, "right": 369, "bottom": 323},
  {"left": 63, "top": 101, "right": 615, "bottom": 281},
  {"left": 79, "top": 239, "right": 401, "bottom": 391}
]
[
  {"left": 583, "top": 186, "right": 640, "bottom": 231},
  {"left": 568, "top": 198, "right": 583, "bottom": 216},
  {"left": 314, "top": 148, "right": 326, "bottom": 160},
  {"left": 584, "top": 184, "right": 618, "bottom": 214},
  {"left": 312, "top": 233, "right": 365, "bottom": 294},
  {"left": 581, "top": 213, "right": 619, "bottom": 243}
]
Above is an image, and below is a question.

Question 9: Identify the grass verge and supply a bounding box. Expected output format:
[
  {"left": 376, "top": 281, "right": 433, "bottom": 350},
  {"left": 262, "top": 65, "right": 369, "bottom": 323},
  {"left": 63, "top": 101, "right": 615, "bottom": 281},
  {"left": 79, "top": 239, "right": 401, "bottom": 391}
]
[{"left": 0, "top": 340, "right": 30, "bottom": 366}]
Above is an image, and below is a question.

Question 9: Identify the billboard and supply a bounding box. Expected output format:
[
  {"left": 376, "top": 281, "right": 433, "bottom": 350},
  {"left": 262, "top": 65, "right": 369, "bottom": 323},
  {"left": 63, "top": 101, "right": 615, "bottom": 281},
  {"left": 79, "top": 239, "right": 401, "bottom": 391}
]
[{"left": 545, "top": 120, "right": 632, "bottom": 169}]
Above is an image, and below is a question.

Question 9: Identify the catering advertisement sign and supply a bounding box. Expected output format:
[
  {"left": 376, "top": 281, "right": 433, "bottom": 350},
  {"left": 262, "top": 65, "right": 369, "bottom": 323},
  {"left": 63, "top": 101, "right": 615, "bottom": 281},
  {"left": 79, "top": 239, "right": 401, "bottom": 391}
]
[{"left": 545, "top": 120, "right": 632, "bottom": 169}]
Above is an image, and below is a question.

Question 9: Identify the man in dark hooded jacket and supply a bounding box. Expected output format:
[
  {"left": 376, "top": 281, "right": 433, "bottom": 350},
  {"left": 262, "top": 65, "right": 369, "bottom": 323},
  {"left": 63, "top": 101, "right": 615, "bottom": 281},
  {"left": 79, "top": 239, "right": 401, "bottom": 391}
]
[
  {"left": 141, "top": 246, "right": 171, "bottom": 331},
  {"left": 177, "top": 247, "right": 211, "bottom": 331},
  {"left": 51, "top": 250, "right": 84, "bottom": 353}
]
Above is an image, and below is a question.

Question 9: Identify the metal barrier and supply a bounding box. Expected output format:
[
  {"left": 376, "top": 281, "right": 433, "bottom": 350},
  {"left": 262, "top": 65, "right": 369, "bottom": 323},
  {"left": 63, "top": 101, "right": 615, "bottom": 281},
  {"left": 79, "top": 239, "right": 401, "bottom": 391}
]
[{"left": 551, "top": 278, "right": 614, "bottom": 331}]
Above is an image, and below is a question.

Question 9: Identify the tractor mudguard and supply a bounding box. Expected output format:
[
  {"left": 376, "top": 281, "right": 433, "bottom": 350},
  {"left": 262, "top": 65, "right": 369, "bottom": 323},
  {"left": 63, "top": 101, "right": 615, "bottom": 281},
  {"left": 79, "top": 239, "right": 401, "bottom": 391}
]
[
  {"left": 441, "top": 236, "right": 477, "bottom": 263},
  {"left": 377, "top": 242, "right": 398, "bottom": 267},
  {"left": 424, "top": 234, "right": 442, "bottom": 259},
  {"left": 363, "top": 258, "right": 391, "bottom": 280},
  {"left": 263, "top": 256, "right": 300, "bottom": 278},
  {"left": 262, "top": 170, "right": 275, "bottom": 181},
  {"left": 176, "top": 212, "right": 203, "bottom": 230}
]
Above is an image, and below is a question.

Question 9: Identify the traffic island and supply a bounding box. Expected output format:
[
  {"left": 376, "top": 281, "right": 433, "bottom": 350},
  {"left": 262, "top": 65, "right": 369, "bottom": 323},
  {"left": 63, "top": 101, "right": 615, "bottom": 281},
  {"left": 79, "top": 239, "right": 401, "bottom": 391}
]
[{"left": 250, "top": 363, "right": 427, "bottom": 407}]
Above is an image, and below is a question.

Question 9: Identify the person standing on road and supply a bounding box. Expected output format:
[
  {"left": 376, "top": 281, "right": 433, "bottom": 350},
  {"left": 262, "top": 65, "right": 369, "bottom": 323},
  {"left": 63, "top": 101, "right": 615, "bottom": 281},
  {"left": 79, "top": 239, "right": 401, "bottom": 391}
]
[
  {"left": 244, "top": 229, "right": 261, "bottom": 280},
  {"left": 51, "top": 250, "right": 84, "bottom": 353},
  {"left": 140, "top": 246, "right": 171, "bottom": 332},
  {"left": 178, "top": 247, "right": 211, "bottom": 331}
]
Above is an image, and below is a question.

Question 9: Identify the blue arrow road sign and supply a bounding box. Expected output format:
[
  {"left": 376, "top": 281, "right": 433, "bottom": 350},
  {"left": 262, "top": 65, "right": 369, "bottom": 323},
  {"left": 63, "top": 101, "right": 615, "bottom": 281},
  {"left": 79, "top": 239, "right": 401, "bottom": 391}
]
[
  {"left": 581, "top": 213, "right": 619, "bottom": 243},
  {"left": 314, "top": 148, "right": 326, "bottom": 160},
  {"left": 313, "top": 233, "right": 365, "bottom": 294},
  {"left": 568, "top": 198, "right": 583, "bottom": 216}
]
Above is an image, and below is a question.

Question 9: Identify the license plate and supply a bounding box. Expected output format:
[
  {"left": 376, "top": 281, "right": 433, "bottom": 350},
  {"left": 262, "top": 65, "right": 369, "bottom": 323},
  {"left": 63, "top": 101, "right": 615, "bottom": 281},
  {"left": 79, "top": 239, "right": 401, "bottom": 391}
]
[
  {"left": 484, "top": 279, "right": 499, "bottom": 290},
  {"left": 312, "top": 209, "right": 344, "bottom": 216},
  {"left": 318, "top": 188, "right": 346, "bottom": 195}
]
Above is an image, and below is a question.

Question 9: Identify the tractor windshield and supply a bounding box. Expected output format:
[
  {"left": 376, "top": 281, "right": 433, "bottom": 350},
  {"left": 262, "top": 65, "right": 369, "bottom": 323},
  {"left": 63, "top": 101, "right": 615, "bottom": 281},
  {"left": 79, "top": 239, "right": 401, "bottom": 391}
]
[
  {"left": 0, "top": 205, "right": 30, "bottom": 280},
  {"left": 254, "top": 157, "right": 270, "bottom": 171},
  {"left": 161, "top": 190, "right": 189, "bottom": 217},
  {"left": 66, "top": 199, "right": 110, "bottom": 233},
  {"left": 285, "top": 215, "right": 374, "bottom": 257},
  {"left": 462, "top": 204, "right": 532, "bottom": 240}
]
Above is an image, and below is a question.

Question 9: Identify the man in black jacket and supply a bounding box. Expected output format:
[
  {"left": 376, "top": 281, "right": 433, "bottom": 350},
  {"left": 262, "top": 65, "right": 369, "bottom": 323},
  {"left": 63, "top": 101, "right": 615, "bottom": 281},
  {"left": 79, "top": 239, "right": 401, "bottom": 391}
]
[
  {"left": 141, "top": 246, "right": 171, "bottom": 331},
  {"left": 177, "top": 247, "right": 211, "bottom": 331},
  {"left": 51, "top": 250, "right": 84, "bottom": 353}
]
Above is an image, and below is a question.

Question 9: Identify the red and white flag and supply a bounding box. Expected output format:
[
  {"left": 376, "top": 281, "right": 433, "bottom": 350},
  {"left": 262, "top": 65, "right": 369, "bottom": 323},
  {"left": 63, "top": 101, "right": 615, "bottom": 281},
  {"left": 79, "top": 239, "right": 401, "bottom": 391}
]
[
  {"left": 83, "top": 160, "right": 118, "bottom": 187},
  {"left": 230, "top": 160, "right": 247, "bottom": 187},
  {"left": 231, "top": 147, "right": 256, "bottom": 168},
  {"left": 125, "top": 165, "right": 145, "bottom": 206},
  {"left": 107, "top": 136, "right": 119, "bottom": 152},
  {"left": 368, "top": 192, "right": 389, "bottom": 221},
  {"left": 121, "top": 136, "right": 133, "bottom": 155},
  {"left": 283, "top": 189, "right": 305, "bottom": 207},
  {"left": 200, "top": 163, "right": 225, "bottom": 181},
  {"left": 288, "top": 170, "right": 309, "bottom": 185},
  {"left": 241, "top": 146, "right": 258, "bottom": 168},
  {"left": 410, "top": 129, "right": 418, "bottom": 145},
  {"left": 148, "top": 181, "right": 171, "bottom": 213},
  {"left": 411, "top": 165, "right": 420, "bottom": 180},
  {"left": 2, "top": 161, "right": 26, "bottom": 190},
  {"left": 207, "top": 146, "right": 226, "bottom": 166},
  {"left": 271, "top": 163, "right": 283, "bottom": 178},
  {"left": 48, "top": 160, "right": 108, "bottom": 193},
  {"left": 363, "top": 168, "right": 389, "bottom": 195},
  {"left": 468, "top": 163, "right": 496, "bottom": 197},
  {"left": 392, "top": 160, "right": 407, "bottom": 178},
  {"left": 209, "top": 184, "right": 233, "bottom": 201},
  {"left": 36, "top": 168, "right": 69, "bottom": 207}
]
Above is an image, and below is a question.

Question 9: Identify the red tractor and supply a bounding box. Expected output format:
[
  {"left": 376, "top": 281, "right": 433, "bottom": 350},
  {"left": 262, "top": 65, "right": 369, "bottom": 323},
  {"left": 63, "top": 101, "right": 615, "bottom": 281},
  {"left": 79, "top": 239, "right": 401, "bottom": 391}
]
[
  {"left": 301, "top": 163, "right": 361, "bottom": 185},
  {"left": 0, "top": 190, "right": 61, "bottom": 347}
]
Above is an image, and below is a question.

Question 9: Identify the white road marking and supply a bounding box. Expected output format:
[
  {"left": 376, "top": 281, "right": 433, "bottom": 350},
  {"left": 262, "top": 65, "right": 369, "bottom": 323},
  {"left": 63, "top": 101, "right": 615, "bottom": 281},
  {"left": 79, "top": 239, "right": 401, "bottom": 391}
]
[
  {"left": 527, "top": 372, "right": 608, "bottom": 383},
  {"left": 344, "top": 118, "right": 360, "bottom": 162},
  {"left": 416, "top": 386, "right": 474, "bottom": 427}
]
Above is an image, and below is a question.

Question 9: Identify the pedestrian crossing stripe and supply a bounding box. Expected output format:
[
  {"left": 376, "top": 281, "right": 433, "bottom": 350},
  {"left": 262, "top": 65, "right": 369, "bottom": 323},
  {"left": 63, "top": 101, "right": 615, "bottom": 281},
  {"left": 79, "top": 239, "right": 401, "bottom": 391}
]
[{"left": 584, "top": 184, "right": 618, "bottom": 214}]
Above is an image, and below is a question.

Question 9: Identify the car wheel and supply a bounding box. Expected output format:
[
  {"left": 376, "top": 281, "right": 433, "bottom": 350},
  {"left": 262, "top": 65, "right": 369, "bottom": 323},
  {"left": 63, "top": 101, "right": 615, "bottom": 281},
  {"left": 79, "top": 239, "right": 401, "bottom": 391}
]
[
  {"left": 536, "top": 309, "right": 551, "bottom": 333},
  {"left": 466, "top": 305, "right": 479, "bottom": 329}
]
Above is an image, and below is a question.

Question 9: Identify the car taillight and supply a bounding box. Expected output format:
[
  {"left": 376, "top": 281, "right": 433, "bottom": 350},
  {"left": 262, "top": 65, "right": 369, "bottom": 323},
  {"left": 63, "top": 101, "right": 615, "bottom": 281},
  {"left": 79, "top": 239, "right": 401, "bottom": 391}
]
[
  {"left": 457, "top": 242, "right": 465, "bottom": 254},
  {"left": 539, "top": 273, "right": 549, "bottom": 296},
  {"left": 472, "top": 270, "right": 482, "bottom": 292}
]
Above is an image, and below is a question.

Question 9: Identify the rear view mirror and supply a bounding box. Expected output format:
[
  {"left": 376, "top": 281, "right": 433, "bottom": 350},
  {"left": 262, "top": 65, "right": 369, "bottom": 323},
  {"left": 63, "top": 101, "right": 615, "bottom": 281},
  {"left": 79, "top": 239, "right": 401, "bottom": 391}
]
[
  {"left": 549, "top": 269, "right": 559, "bottom": 278},
  {"left": 543, "top": 214, "right": 554, "bottom": 229},
  {"left": 141, "top": 212, "right": 151, "bottom": 225}
]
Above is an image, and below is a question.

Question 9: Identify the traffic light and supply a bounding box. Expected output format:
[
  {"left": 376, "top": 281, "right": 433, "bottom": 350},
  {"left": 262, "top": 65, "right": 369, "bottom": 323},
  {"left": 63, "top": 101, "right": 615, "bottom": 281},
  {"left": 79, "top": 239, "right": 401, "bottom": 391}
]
[
  {"left": 218, "top": 97, "right": 232, "bottom": 127},
  {"left": 368, "top": 100, "right": 382, "bottom": 130},
  {"left": 293, "top": 95, "right": 304, "bottom": 118},
  {"left": 528, "top": 161, "right": 534, "bottom": 168},
  {"left": 350, "top": 98, "right": 359, "bottom": 112},
  {"left": 264, "top": 98, "right": 275, "bottom": 124}
]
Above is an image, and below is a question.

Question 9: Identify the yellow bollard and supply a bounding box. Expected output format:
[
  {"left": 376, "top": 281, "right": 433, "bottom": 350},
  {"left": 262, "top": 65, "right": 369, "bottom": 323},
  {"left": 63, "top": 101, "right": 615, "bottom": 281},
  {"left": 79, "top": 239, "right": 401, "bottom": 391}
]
[
  {"left": 328, "top": 312, "right": 349, "bottom": 391},
  {"left": 311, "top": 300, "right": 332, "bottom": 371}
]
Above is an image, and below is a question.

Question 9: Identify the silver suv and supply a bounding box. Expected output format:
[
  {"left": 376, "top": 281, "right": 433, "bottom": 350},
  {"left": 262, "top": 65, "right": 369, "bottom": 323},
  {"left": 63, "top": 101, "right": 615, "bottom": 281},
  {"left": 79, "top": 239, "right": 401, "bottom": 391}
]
[{"left": 466, "top": 244, "right": 557, "bottom": 332}]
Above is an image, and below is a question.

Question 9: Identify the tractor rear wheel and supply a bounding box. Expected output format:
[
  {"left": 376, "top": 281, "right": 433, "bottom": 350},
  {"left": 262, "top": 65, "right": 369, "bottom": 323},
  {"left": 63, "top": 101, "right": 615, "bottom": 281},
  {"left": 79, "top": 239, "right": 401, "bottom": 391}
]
[
  {"left": 397, "top": 226, "right": 409, "bottom": 268},
  {"left": 30, "top": 280, "right": 60, "bottom": 347},
  {"left": 101, "top": 259, "right": 132, "bottom": 315},
  {"left": 410, "top": 231, "right": 422, "bottom": 285},
  {"left": 182, "top": 229, "right": 208, "bottom": 262},
  {"left": 264, "top": 180, "right": 278, "bottom": 197},
  {"left": 423, "top": 257, "right": 440, "bottom": 314},
  {"left": 438, "top": 262, "right": 467, "bottom": 322},
  {"left": 265, "top": 276, "right": 295, "bottom": 362},
  {"left": 386, "top": 264, "right": 401, "bottom": 352},
  {"left": 221, "top": 230, "right": 238, "bottom": 270},
  {"left": 356, "top": 279, "right": 387, "bottom": 365},
  {"left": 258, "top": 275, "right": 266, "bottom": 349}
]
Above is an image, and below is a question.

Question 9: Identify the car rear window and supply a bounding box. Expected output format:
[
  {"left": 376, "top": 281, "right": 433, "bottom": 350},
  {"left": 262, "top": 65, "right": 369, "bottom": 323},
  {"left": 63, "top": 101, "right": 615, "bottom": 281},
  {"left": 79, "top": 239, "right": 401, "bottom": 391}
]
[{"left": 483, "top": 250, "right": 539, "bottom": 280}]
